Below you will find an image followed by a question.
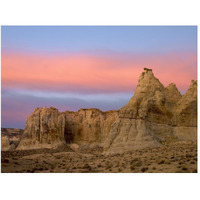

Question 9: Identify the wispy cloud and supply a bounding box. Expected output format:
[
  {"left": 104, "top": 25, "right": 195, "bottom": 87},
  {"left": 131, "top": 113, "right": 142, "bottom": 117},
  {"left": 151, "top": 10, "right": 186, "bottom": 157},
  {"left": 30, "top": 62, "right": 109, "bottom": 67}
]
[
  {"left": 1, "top": 51, "right": 197, "bottom": 128},
  {"left": 1, "top": 90, "right": 131, "bottom": 128},
  {"left": 2, "top": 51, "right": 197, "bottom": 94}
]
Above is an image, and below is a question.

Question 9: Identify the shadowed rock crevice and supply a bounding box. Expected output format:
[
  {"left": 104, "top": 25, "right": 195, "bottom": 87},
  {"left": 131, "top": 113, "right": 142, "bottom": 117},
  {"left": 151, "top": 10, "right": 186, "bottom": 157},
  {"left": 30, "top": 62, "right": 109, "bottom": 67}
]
[{"left": 64, "top": 126, "right": 74, "bottom": 144}]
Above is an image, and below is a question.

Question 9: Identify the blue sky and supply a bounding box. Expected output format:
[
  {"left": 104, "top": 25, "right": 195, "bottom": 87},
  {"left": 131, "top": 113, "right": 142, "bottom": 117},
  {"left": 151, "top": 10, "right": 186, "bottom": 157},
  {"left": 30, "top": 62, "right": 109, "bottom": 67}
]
[{"left": 2, "top": 26, "right": 197, "bottom": 53}]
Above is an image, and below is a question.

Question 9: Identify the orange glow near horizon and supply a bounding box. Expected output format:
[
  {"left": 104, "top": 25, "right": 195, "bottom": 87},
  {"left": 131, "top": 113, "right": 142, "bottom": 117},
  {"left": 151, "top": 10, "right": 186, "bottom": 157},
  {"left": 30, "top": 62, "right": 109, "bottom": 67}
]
[{"left": 2, "top": 52, "right": 197, "bottom": 93}]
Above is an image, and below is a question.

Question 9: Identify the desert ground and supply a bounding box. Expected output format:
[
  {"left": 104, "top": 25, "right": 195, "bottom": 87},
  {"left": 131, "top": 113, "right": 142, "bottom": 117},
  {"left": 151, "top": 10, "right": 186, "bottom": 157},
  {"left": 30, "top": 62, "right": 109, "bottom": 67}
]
[{"left": 1, "top": 141, "right": 197, "bottom": 173}]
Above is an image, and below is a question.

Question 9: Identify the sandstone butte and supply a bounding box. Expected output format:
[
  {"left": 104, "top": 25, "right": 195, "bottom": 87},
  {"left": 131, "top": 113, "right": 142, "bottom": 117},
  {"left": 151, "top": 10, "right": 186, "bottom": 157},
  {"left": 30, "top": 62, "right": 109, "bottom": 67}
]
[{"left": 17, "top": 68, "right": 197, "bottom": 154}]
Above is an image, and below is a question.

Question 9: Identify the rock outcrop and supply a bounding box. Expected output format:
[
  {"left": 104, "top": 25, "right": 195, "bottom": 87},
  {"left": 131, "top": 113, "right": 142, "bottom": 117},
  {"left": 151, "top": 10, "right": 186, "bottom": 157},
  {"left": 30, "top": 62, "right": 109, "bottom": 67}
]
[
  {"left": 17, "top": 107, "right": 118, "bottom": 150},
  {"left": 104, "top": 68, "right": 197, "bottom": 153},
  {"left": 18, "top": 107, "right": 66, "bottom": 149},
  {"left": 1, "top": 136, "right": 10, "bottom": 151},
  {"left": 172, "top": 80, "right": 197, "bottom": 141},
  {"left": 1, "top": 128, "right": 24, "bottom": 150},
  {"left": 17, "top": 68, "right": 197, "bottom": 153},
  {"left": 64, "top": 109, "right": 119, "bottom": 144},
  {"left": 172, "top": 80, "right": 197, "bottom": 127}
]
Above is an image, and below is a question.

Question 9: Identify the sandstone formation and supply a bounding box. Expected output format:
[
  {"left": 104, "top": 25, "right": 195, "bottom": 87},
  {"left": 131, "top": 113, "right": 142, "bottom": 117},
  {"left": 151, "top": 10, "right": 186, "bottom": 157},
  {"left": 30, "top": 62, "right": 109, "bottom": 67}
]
[
  {"left": 1, "top": 128, "right": 23, "bottom": 151},
  {"left": 17, "top": 68, "right": 197, "bottom": 153},
  {"left": 17, "top": 107, "right": 118, "bottom": 150},
  {"left": 64, "top": 109, "right": 119, "bottom": 144},
  {"left": 1, "top": 136, "right": 10, "bottom": 151},
  {"left": 104, "top": 68, "right": 197, "bottom": 153},
  {"left": 1, "top": 128, "right": 24, "bottom": 137},
  {"left": 18, "top": 107, "right": 66, "bottom": 149}
]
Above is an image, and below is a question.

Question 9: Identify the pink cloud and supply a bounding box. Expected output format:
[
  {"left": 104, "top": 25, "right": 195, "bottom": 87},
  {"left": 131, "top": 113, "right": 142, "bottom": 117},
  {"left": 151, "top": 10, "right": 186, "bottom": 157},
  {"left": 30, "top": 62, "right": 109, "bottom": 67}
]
[{"left": 2, "top": 52, "right": 197, "bottom": 93}]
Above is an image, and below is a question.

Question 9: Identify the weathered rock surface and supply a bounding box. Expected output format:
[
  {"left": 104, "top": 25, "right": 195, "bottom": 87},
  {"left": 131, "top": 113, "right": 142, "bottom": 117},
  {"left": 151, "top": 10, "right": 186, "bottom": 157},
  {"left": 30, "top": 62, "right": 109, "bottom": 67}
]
[
  {"left": 104, "top": 68, "right": 197, "bottom": 153},
  {"left": 1, "top": 128, "right": 24, "bottom": 137},
  {"left": 64, "top": 109, "right": 119, "bottom": 144},
  {"left": 172, "top": 80, "right": 197, "bottom": 127},
  {"left": 1, "top": 136, "right": 10, "bottom": 151},
  {"left": 17, "top": 107, "right": 118, "bottom": 150},
  {"left": 17, "top": 68, "right": 197, "bottom": 153},
  {"left": 18, "top": 107, "right": 66, "bottom": 150},
  {"left": 119, "top": 68, "right": 180, "bottom": 123},
  {"left": 1, "top": 128, "right": 24, "bottom": 150}
]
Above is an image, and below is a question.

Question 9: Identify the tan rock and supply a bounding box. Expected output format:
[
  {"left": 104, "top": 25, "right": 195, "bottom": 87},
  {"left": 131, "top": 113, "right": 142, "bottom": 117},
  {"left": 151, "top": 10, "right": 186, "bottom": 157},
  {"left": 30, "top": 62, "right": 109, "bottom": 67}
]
[
  {"left": 173, "top": 80, "right": 197, "bottom": 127},
  {"left": 119, "top": 68, "right": 172, "bottom": 124},
  {"left": 18, "top": 107, "right": 118, "bottom": 149},
  {"left": 18, "top": 107, "right": 66, "bottom": 150},
  {"left": 18, "top": 68, "right": 197, "bottom": 153},
  {"left": 1, "top": 128, "right": 23, "bottom": 150},
  {"left": 64, "top": 109, "right": 119, "bottom": 145},
  {"left": 104, "top": 68, "right": 197, "bottom": 153},
  {"left": 1, "top": 136, "right": 10, "bottom": 151}
]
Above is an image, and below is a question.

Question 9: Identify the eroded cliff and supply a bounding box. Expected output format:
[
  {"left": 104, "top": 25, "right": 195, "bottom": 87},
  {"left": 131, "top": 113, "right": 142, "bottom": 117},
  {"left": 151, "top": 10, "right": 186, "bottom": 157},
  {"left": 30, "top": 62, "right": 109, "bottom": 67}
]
[
  {"left": 104, "top": 68, "right": 197, "bottom": 153},
  {"left": 17, "top": 107, "right": 119, "bottom": 150},
  {"left": 17, "top": 68, "right": 197, "bottom": 153}
]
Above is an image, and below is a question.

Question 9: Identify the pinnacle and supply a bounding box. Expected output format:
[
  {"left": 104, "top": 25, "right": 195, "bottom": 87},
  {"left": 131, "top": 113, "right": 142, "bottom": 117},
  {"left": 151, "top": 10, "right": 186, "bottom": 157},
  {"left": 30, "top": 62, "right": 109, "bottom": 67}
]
[
  {"left": 166, "top": 83, "right": 179, "bottom": 91},
  {"left": 191, "top": 80, "right": 197, "bottom": 85},
  {"left": 144, "top": 67, "right": 152, "bottom": 72}
]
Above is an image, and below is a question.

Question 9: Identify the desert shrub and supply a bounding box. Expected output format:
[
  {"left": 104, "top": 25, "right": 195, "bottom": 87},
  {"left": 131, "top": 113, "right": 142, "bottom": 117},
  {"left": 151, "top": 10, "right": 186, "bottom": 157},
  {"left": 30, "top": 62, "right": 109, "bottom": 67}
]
[
  {"left": 182, "top": 167, "right": 188, "bottom": 171},
  {"left": 135, "top": 161, "right": 143, "bottom": 167},
  {"left": 157, "top": 159, "right": 165, "bottom": 164},
  {"left": 193, "top": 157, "right": 197, "bottom": 161},
  {"left": 83, "top": 163, "right": 92, "bottom": 171},
  {"left": 186, "top": 154, "right": 192, "bottom": 158},
  {"left": 130, "top": 158, "right": 139, "bottom": 165},
  {"left": 97, "top": 163, "right": 102, "bottom": 168},
  {"left": 152, "top": 167, "right": 156, "bottom": 170},
  {"left": 141, "top": 167, "right": 148, "bottom": 172},
  {"left": 118, "top": 168, "right": 122, "bottom": 172},
  {"left": 130, "top": 165, "right": 135, "bottom": 171},
  {"left": 178, "top": 161, "right": 183, "bottom": 165}
]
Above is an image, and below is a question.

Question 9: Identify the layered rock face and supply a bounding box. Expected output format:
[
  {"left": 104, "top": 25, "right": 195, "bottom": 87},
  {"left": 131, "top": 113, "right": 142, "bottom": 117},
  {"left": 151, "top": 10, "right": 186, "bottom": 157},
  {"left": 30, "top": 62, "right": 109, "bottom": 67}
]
[
  {"left": 18, "top": 107, "right": 118, "bottom": 149},
  {"left": 172, "top": 80, "right": 197, "bottom": 127},
  {"left": 104, "top": 68, "right": 197, "bottom": 153},
  {"left": 64, "top": 109, "right": 119, "bottom": 144},
  {"left": 17, "top": 68, "right": 197, "bottom": 152},
  {"left": 172, "top": 80, "right": 197, "bottom": 141},
  {"left": 1, "top": 128, "right": 24, "bottom": 136},
  {"left": 18, "top": 107, "right": 66, "bottom": 149}
]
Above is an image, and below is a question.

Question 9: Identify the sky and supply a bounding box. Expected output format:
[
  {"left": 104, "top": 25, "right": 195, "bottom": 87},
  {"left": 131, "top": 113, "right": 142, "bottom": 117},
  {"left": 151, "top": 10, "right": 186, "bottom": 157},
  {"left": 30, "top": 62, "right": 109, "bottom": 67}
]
[{"left": 1, "top": 26, "right": 197, "bottom": 129}]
